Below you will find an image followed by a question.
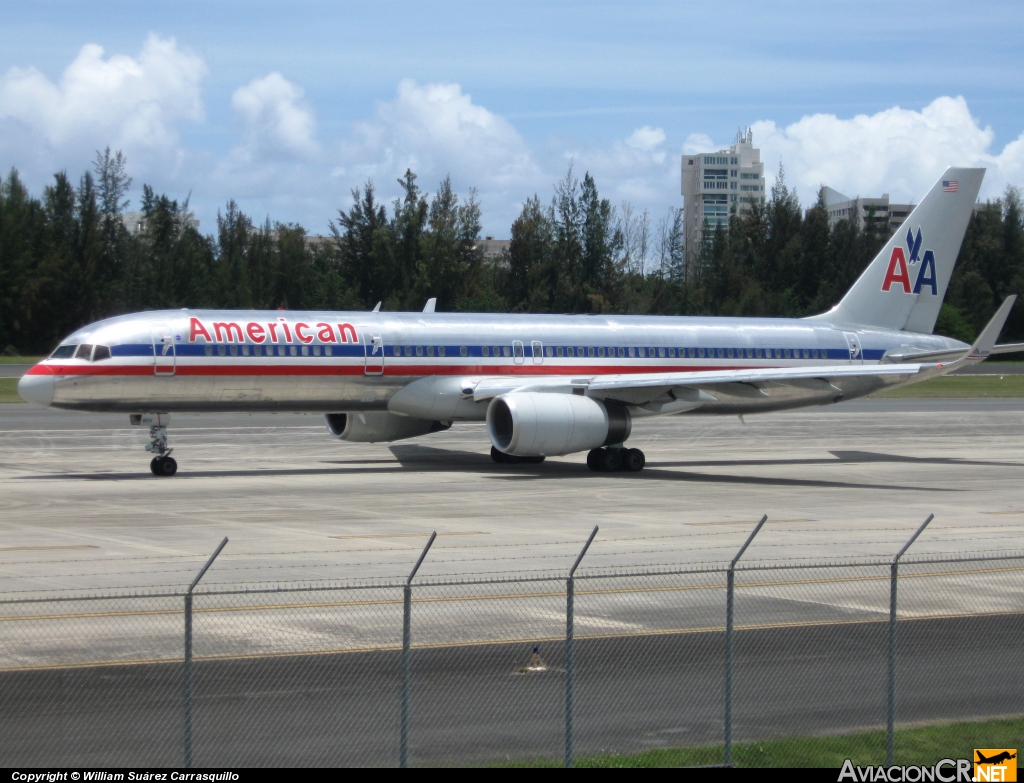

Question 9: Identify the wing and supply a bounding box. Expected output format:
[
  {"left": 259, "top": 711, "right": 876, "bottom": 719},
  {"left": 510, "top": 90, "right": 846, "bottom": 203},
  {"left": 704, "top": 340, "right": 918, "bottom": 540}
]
[{"left": 472, "top": 362, "right": 938, "bottom": 412}]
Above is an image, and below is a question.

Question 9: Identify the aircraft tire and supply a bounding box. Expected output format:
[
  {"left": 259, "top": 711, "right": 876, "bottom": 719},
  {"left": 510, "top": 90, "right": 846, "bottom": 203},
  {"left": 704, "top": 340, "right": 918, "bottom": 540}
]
[
  {"left": 151, "top": 456, "right": 177, "bottom": 476},
  {"left": 587, "top": 449, "right": 601, "bottom": 471},
  {"left": 624, "top": 448, "right": 645, "bottom": 472},
  {"left": 522, "top": 455, "right": 546, "bottom": 464},
  {"left": 599, "top": 448, "right": 622, "bottom": 472},
  {"left": 490, "top": 446, "right": 511, "bottom": 464}
]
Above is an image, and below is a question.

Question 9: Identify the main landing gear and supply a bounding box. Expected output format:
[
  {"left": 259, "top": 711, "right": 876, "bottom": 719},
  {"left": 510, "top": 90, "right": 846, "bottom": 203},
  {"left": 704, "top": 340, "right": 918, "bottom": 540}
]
[
  {"left": 490, "top": 446, "right": 545, "bottom": 465},
  {"left": 587, "top": 447, "right": 645, "bottom": 473}
]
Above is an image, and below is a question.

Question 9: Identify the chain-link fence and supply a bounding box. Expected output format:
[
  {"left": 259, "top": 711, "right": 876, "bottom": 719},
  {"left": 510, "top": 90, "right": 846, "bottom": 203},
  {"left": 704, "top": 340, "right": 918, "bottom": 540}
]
[{"left": 0, "top": 519, "right": 1022, "bottom": 767}]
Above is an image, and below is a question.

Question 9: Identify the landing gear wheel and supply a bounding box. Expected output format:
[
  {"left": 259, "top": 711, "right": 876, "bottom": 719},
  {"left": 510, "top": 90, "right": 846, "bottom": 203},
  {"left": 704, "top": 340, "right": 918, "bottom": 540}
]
[
  {"left": 522, "top": 455, "right": 546, "bottom": 464},
  {"left": 491, "top": 446, "right": 510, "bottom": 464},
  {"left": 624, "top": 448, "right": 646, "bottom": 472},
  {"left": 587, "top": 449, "right": 601, "bottom": 471},
  {"left": 150, "top": 456, "right": 178, "bottom": 476},
  {"left": 599, "top": 448, "right": 623, "bottom": 472}
]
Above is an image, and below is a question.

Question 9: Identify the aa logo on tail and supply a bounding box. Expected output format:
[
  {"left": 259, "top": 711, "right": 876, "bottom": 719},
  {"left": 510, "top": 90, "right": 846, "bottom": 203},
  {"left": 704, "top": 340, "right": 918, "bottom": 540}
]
[{"left": 882, "top": 227, "right": 938, "bottom": 295}]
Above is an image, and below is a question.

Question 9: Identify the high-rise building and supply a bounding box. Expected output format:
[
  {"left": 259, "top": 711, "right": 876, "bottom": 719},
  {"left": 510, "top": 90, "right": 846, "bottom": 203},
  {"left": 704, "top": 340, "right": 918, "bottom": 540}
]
[
  {"left": 681, "top": 128, "right": 766, "bottom": 251},
  {"left": 816, "top": 188, "right": 916, "bottom": 234}
]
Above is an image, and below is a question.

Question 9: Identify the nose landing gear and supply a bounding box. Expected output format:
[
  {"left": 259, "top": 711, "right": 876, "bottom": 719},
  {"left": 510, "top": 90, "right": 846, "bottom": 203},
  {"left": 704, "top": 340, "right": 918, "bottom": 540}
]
[
  {"left": 131, "top": 413, "right": 178, "bottom": 477},
  {"left": 587, "top": 447, "right": 645, "bottom": 473}
]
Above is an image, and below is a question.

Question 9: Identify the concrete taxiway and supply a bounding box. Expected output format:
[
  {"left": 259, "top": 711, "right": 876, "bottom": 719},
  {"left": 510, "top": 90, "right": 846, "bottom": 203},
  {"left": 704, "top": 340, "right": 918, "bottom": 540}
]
[{"left": 1, "top": 399, "right": 1022, "bottom": 765}]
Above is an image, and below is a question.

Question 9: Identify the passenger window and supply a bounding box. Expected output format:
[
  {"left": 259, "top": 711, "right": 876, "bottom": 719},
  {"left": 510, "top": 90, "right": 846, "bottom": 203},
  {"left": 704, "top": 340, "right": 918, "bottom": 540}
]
[
  {"left": 230, "top": 345, "right": 239, "bottom": 356},
  {"left": 253, "top": 345, "right": 261, "bottom": 356},
  {"left": 588, "top": 347, "right": 595, "bottom": 357},
  {"left": 556, "top": 347, "right": 563, "bottom": 357},
  {"left": 513, "top": 344, "right": 524, "bottom": 358},
  {"left": 597, "top": 347, "right": 605, "bottom": 357},
  {"left": 300, "top": 345, "right": 308, "bottom": 356},
  {"left": 404, "top": 346, "right": 412, "bottom": 357},
  {"left": 460, "top": 346, "right": 468, "bottom": 357},
  {"left": 76, "top": 344, "right": 94, "bottom": 360},
  {"left": 438, "top": 346, "right": 445, "bottom": 356},
  {"left": 326, "top": 346, "right": 333, "bottom": 356},
  {"left": 784, "top": 349, "right": 792, "bottom": 358},
  {"left": 217, "top": 345, "right": 226, "bottom": 356},
  {"left": 205, "top": 345, "right": 213, "bottom": 356},
  {"left": 546, "top": 346, "right": 553, "bottom": 357},
  {"left": 427, "top": 346, "right": 434, "bottom": 357},
  {"left": 415, "top": 346, "right": 423, "bottom": 357},
  {"left": 312, "top": 345, "right": 320, "bottom": 356},
  {"left": 687, "top": 348, "right": 695, "bottom": 358},
  {"left": 289, "top": 346, "right": 298, "bottom": 357},
  {"left": 629, "top": 347, "right": 636, "bottom": 357},
  {"left": 482, "top": 346, "right": 490, "bottom": 357},
  {"left": 658, "top": 347, "right": 666, "bottom": 358},
  {"left": 668, "top": 348, "right": 675, "bottom": 358},
  {"left": 50, "top": 345, "right": 77, "bottom": 359},
  {"left": 505, "top": 346, "right": 514, "bottom": 357},
  {"left": 93, "top": 345, "right": 111, "bottom": 361},
  {"left": 242, "top": 345, "right": 251, "bottom": 356}
]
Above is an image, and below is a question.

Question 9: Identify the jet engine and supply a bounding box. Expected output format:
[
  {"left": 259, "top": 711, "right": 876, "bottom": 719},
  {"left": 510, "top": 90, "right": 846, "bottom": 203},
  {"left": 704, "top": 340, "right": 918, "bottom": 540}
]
[
  {"left": 325, "top": 412, "right": 451, "bottom": 443},
  {"left": 486, "top": 392, "right": 631, "bottom": 457}
]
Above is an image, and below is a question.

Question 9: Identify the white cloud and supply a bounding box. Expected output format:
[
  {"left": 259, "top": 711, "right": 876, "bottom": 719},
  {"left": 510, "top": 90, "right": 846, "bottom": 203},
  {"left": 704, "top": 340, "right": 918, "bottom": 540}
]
[
  {"left": 626, "top": 126, "right": 666, "bottom": 152},
  {"left": 342, "top": 79, "right": 539, "bottom": 192},
  {"left": 231, "top": 72, "right": 317, "bottom": 159},
  {"left": 682, "top": 133, "right": 716, "bottom": 155},
  {"left": 0, "top": 34, "right": 205, "bottom": 168},
  {"left": 751, "top": 96, "right": 1021, "bottom": 203}
]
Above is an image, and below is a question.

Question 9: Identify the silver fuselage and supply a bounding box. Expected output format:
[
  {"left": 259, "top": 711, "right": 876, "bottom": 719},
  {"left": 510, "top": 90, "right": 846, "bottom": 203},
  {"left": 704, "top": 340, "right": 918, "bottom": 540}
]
[{"left": 21, "top": 309, "right": 965, "bottom": 418}]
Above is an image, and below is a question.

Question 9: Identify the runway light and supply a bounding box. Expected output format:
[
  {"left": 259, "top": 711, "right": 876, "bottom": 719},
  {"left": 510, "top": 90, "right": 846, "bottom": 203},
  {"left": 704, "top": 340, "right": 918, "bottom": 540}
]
[{"left": 518, "top": 645, "right": 548, "bottom": 673}]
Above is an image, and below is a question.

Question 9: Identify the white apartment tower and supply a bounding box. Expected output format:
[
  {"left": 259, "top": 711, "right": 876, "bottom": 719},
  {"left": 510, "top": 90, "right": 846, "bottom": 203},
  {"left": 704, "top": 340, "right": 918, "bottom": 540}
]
[{"left": 681, "top": 128, "right": 766, "bottom": 251}]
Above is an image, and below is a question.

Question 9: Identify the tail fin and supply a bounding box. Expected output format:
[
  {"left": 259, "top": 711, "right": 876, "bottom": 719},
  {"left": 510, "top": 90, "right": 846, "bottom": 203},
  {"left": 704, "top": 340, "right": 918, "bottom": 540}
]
[{"left": 810, "top": 167, "right": 985, "bottom": 333}]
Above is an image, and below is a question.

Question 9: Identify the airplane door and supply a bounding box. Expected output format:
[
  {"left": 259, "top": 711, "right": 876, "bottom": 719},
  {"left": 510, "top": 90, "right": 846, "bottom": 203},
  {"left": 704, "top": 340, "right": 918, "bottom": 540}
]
[
  {"left": 151, "top": 324, "right": 176, "bottom": 376},
  {"left": 512, "top": 341, "right": 525, "bottom": 365},
  {"left": 364, "top": 332, "right": 384, "bottom": 375},
  {"left": 843, "top": 332, "right": 863, "bottom": 364},
  {"left": 531, "top": 341, "right": 543, "bottom": 364}
]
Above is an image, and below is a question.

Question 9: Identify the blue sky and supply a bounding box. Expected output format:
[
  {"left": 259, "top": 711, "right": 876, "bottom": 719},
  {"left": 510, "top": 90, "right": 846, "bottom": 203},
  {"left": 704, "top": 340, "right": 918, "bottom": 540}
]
[{"left": 1, "top": 0, "right": 1022, "bottom": 236}]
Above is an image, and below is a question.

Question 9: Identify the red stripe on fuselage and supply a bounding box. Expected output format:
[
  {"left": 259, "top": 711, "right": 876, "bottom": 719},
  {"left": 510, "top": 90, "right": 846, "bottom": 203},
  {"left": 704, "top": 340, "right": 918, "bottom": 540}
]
[{"left": 37, "top": 361, "right": 775, "bottom": 378}]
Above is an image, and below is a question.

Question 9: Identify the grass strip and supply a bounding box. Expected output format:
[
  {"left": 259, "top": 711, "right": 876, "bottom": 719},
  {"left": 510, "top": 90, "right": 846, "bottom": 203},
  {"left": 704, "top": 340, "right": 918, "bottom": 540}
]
[
  {"left": 499, "top": 716, "right": 1024, "bottom": 768},
  {"left": 0, "top": 356, "right": 41, "bottom": 365},
  {"left": 0, "top": 378, "right": 23, "bottom": 403},
  {"left": 872, "top": 375, "right": 1024, "bottom": 398}
]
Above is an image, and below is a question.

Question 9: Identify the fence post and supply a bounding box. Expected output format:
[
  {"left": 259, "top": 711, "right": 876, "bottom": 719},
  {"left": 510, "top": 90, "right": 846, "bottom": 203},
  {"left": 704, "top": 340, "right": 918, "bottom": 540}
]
[
  {"left": 886, "top": 514, "right": 933, "bottom": 766},
  {"left": 183, "top": 537, "right": 228, "bottom": 769},
  {"left": 724, "top": 515, "right": 767, "bottom": 767},
  {"left": 565, "top": 525, "right": 599, "bottom": 769},
  {"left": 400, "top": 531, "right": 436, "bottom": 769}
]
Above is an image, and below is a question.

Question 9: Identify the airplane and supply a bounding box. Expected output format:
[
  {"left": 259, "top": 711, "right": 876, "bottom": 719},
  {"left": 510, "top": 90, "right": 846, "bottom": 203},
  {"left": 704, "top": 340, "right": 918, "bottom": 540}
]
[
  {"left": 976, "top": 751, "right": 1016, "bottom": 765},
  {"left": 17, "top": 166, "right": 1024, "bottom": 476}
]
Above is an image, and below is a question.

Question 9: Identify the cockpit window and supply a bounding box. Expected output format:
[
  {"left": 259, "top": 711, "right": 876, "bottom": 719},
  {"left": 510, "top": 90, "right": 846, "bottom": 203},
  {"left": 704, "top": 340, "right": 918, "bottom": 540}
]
[
  {"left": 75, "top": 344, "right": 94, "bottom": 360},
  {"left": 50, "top": 345, "right": 77, "bottom": 359},
  {"left": 92, "top": 345, "right": 111, "bottom": 362}
]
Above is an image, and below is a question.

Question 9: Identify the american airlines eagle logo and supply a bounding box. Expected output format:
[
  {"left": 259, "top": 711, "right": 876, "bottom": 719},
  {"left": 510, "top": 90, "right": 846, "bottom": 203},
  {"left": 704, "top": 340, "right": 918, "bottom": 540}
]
[{"left": 881, "top": 227, "right": 937, "bottom": 295}]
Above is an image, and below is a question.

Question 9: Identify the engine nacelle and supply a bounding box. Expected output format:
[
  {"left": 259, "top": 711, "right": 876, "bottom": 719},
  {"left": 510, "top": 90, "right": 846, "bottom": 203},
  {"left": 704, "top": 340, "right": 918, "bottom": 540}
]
[
  {"left": 325, "top": 412, "right": 451, "bottom": 443},
  {"left": 486, "top": 392, "right": 631, "bottom": 457}
]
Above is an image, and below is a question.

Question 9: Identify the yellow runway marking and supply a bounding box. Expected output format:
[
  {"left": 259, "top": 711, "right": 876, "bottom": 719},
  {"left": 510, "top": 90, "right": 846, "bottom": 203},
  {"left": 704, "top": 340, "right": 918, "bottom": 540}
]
[
  {"left": 2, "top": 609, "right": 1021, "bottom": 673},
  {"left": 689, "top": 519, "right": 811, "bottom": 526},
  {"left": 328, "top": 531, "right": 486, "bottom": 540},
  {"left": 3, "top": 564, "right": 1022, "bottom": 623}
]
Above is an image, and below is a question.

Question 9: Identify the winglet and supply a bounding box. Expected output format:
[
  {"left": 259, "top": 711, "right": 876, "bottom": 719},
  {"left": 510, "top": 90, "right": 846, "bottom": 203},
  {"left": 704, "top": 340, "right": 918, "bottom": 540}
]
[
  {"left": 372, "top": 302, "right": 382, "bottom": 312},
  {"left": 423, "top": 298, "right": 437, "bottom": 313},
  {"left": 966, "top": 295, "right": 1017, "bottom": 361}
]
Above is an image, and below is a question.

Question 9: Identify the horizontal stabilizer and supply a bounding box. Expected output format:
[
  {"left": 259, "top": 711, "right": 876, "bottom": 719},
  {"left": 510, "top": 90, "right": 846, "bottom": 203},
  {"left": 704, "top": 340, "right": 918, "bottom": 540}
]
[
  {"left": 965, "top": 295, "right": 1017, "bottom": 361},
  {"left": 989, "top": 342, "right": 1024, "bottom": 355}
]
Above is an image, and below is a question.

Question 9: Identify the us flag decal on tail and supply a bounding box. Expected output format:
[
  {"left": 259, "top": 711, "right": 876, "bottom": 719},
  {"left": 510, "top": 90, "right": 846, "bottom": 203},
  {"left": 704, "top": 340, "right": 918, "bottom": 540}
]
[{"left": 943, "top": 180, "right": 959, "bottom": 192}]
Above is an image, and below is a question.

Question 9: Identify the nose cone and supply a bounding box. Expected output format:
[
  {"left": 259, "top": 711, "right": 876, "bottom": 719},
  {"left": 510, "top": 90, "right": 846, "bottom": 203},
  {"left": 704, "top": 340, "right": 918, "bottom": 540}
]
[{"left": 18, "top": 366, "right": 54, "bottom": 407}]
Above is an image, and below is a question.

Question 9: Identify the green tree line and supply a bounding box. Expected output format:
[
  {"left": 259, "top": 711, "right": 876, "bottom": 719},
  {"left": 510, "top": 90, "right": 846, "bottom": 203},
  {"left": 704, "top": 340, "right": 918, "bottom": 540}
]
[{"left": 1, "top": 150, "right": 1022, "bottom": 355}]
